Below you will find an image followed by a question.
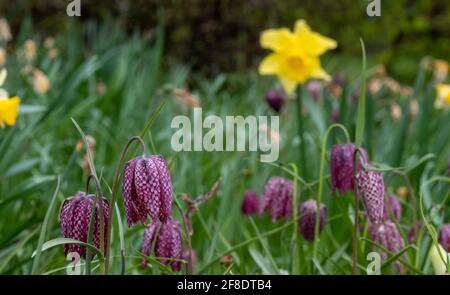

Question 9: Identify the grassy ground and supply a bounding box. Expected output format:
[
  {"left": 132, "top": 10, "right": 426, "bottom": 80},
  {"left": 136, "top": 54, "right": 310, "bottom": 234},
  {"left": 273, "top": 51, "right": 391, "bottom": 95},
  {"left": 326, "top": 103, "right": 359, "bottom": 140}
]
[{"left": 0, "top": 19, "right": 449, "bottom": 275}]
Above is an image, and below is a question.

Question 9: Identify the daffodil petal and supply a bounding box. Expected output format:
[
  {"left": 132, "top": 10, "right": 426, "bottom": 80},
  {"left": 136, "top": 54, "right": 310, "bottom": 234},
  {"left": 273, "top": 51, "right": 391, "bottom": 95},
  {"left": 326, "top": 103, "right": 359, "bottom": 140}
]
[
  {"left": 280, "top": 77, "right": 297, "bottom": 94},
  {"left": 0, "top": 96, "right": 20, "bottom": 126},
  {"left": 260, "top": 28, "right": 293, "bottom": 52},
  {"left": 294, "top": 19, "right": 311, "bottom": 34},
  {"left": 311, "top": 66, "right": 331, "bottom": 81},
  {"left": 259, "top": 53, "right": 281, "bottom": 75}
]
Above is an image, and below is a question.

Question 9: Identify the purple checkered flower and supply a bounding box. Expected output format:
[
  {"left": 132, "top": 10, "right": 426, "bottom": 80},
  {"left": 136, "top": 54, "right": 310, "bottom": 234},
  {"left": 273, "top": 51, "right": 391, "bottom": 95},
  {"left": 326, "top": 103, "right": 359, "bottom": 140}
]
[
  {"left": 369, "top": 221, "right": 405, "bottom": 272},
  {"left": 260, "top": 177, "right": 293, "bottom": 222},
  {"left": 330, "top": 144, "right": 368, "bottom": 194},
  {"left": 383, "top": 194, "right": 401, "bottom": 222},
  {"left": 299, "top": 199, "right": 327, "bottom": 241},
  {"left": 59, "top": 192, "right": 110, "bottom": 258},
  {"left": 265, "top": 89, "right": 284, "bottom": 112},
  {"left": 355, "top": 168, "right": 384, "bottom": 224},
  {"left": 122, "top": 155, "right": 172, "bottom": 226},
  {"left": 241, "top": 190, "right": 260, "bottom": 216},
  {"left": 439, "top": 224, "right": 450, "bottom": 252},
  {"left": 141, "top": 219, "right": 183, "bottom": 271}
]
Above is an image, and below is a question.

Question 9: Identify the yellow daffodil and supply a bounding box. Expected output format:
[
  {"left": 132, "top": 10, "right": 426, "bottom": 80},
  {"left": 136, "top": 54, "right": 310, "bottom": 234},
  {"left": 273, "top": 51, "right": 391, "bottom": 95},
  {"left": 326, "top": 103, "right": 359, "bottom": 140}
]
[
  {"left": 0, "top": 96, "right": 20, "bottom": 127},
  {"left": 435, "top": 84, "right": 450, "bottom": 110},
  {"left": 259, "top": 19, "right": 337, "bottom": 93}
]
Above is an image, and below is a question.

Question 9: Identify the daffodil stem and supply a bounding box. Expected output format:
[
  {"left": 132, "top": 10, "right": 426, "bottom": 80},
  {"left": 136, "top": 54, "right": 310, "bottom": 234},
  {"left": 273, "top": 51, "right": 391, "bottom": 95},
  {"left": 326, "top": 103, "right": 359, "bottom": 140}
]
[
  {"left": 296, "top": 86, "right": 308, "bottom": 180},
  {"left": 104, "top": 136, "right": 145, "bottom": 275}
]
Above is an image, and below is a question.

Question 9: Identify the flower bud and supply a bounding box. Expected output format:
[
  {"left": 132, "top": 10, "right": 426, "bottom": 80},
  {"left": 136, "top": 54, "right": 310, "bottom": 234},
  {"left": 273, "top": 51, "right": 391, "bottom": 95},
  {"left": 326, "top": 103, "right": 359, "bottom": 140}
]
[
  {"left": 241, "top": 190, "right": 259, "bottom": 216},
  {"left": 355, "top": 169, "right": 384, "bottom": 224},
  {"left": 330, "top": 144, "right": 368, "bottom": 194},
  {"left": 299, "top": 199, "right": 327, "bottom": 241},
  {"left": 265, "top": 89, "right": 284, "bottom": 112}
]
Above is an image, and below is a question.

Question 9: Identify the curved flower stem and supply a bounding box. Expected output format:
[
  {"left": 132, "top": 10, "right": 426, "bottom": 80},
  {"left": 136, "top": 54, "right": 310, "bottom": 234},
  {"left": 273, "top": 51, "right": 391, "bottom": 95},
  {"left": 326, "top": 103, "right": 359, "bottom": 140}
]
[
  {"left": 104, "top": 136, "right": 146, "bottom": 275},
  {"left": 85, "top": 173, "right": 105, "bottom": 274},
  {"left": 313, "top": 123, "right": 351, "bottom": 267},
  {"left": 351, "top": 147, "right": 367, "bottom": 275},
  {"left": 173, "top": 196, "right": 193, "bottom": 274}
]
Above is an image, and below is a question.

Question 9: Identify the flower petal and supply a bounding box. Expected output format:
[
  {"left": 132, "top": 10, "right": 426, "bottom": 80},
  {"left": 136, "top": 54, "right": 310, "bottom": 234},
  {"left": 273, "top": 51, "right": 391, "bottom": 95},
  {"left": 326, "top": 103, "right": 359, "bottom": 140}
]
[
  {"left": 258, "top": 53, "right": 280, "bottom": 75},
  {"left": 280, "top": 77, "right": 297, "bottom": 94},
  {"left": 260, "top": 28, "right": 293, "bottom": 52}
]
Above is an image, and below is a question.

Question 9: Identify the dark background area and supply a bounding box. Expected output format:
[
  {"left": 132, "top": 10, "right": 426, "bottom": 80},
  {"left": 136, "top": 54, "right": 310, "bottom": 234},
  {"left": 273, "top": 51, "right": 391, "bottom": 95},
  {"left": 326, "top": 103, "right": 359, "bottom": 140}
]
[{"left": 1, "top": 0, "right": 450, "bottom": 81}]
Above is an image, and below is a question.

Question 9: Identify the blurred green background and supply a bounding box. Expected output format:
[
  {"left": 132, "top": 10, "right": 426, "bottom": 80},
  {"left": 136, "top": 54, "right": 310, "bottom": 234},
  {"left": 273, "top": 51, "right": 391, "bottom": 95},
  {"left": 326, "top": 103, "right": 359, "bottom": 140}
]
[{"left": 1, "top": 0, "right": 450, "bottom": 82}]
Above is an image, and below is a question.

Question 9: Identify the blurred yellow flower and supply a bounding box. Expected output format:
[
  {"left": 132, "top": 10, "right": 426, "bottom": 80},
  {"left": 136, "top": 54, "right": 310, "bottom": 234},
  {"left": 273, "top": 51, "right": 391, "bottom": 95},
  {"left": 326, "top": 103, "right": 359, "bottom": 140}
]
[
  {"left": 435, "top": 84, "right": 450, "bottom": 109},
  {"left": 0, "top": 47, "right": 5, "bottom": 65},
  {"left": 429, "top": 243, "right": 449, "bottom": 275},
  {"left": 259, "top": 19, "right": 337, "bottom": 93},
  {"left": 32, "top": 69, "right": 50, "bottom": 94},
  {"left": 433, "top": 59, "right": 449, "bottom": 82},
  {"left": 0, "top": 96, "right": 20, "bottom": 127},
  {"left": 0, "top": 18, "right": 12, "bottom": 42}
]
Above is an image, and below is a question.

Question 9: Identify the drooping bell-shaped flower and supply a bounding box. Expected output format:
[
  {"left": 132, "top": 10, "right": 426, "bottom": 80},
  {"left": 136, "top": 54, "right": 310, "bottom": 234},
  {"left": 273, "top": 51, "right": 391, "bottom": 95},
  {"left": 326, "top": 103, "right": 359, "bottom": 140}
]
[
  {"left": 260, "top": 176, "right": 293, "bottom": 222},
  {"left": 330, "top": 144, "right": 368, "bottom": 194},
  {"left": 439, "top": 224, "right": 450, "bottom": 252},
  {"left": 60, "top": 192, "right": 110, "bottom": 258},
  {"left": 241, "top": 190, "right": 260, "bottom": 216},
  {"left": 141, "top": 219, "right": 183, "bottom": 271},
  {"left": 369, "top": 221, "right": 405, "bottom": 272},
  {"left": 265, "top": 89, "right": 284, "bottom": 112},
  {"left": 355, "top": 169, "right": 384, "bottom": 224},
  {"left": 299, "top": 199, "right": 327, "bottom": 241},
  {"left": 122, "top": 155, "right": 172, "bottom": 226},
  {"left": 383, "top": 194, "right": 401, "bottom": 222}
]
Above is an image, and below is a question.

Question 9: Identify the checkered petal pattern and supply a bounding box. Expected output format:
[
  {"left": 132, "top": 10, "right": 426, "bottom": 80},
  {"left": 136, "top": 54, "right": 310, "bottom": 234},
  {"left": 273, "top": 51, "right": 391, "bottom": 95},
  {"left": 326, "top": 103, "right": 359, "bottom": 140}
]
[
  {"left": 331, "top": 144, "right": 368, "bottom": 194},
  {"left": 439, "top": 224, "right": 450, "bottom": 252},
  {"left": 59, "top": 192, "right": 110, "bottom": 258},
  {"left": 383, "top": 194, "right": 402, "bottom": 222},
  {"left": 299, "top": 199, "right": 327, "bottom": 241},
  {"left": 369, "top": 221, "right": 405, "bottom": 272},
  {"left": 122, "top": 155, "right": 173, "bottom": 226},
  {"left": 260, "top": 177, "right": 293, "bottom": 222},
  {"left": 355, "top": 169, "right": 384, "bottom": 224}
]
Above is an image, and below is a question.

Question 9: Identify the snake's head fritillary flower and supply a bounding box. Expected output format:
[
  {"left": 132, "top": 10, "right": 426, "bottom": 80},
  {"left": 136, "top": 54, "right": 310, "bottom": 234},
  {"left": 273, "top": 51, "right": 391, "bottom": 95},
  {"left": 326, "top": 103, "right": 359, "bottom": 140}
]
[
  {"left": 141, "top": 219, "right": 183, "bottom": 271},
  {"left": 370, "top": 220, "right": 405, "bottom": 272},
  {"left": 260, "top": 177, "right": 293, "bottom": 222},
  {"left": 0, "top": 96, "right": 20, "bottom": 127},
  {"left": 439, "top": 224, "right": 450, "bottom": 252},
  {"left": 265, "top": 89, "right": 284, "bottom": 112},
  {"left": 330, "top": 144, "right": 368, "bottom": 194},
  {"left": 383, "top": 194, "right": 401, "bottom": 222},
  {"left": 331, "top": 110, "right": 339, "bottom": 124},
  {"left": 259, "top": 19, "right": 337, "bottom": 94},
  {"left": 241, "top": 190, "right": 260, "bottom": 216},
  {"left": 122, "top": 155, "right": 173, "bottom": 226},
  {"left": 306, "top": 80, "right": 321, "bottom": 101},
  {"left": 435, "top": 84, "right": 450, "bottom": 110},
  {"left": 299, "top": 199, "right": 327, "bottom": 241},
  {"left": 355, "top": 168, "right": 384, "bottom": 224},
  {"left": 59, "top": 192, "right": 110, "bottom": 258}
]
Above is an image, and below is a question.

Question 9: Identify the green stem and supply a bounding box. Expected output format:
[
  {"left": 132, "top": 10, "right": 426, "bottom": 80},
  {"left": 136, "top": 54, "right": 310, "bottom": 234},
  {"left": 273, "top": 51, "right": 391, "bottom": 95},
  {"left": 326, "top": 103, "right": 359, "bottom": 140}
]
[
  {"left": 290, "top": 163, "right": 301, "bottom": 274},
  {"left": 355, "top": 39, "right": 367, "bottom": 147},
  {"left": 104, "top": 136, "right": 145, "bottom": 274},
  {"left": 313, "top": 123, "right": 351, "bottom": 264},
  {"left": 296, "top": 86, "right": 308, "bottom": 180}
]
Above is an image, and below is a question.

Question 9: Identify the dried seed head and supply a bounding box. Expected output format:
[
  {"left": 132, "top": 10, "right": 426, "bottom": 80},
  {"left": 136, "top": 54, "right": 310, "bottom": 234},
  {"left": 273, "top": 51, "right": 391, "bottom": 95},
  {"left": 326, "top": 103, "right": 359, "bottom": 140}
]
[
  {"left": 122, "top": 155, "right": 173, "bottom": 226},
  {"left": 241, "top": 190, "right": 260, "bottom": 216},
  {"left": 59, "top": 192, "right": 110, "bottom": 258},
  {"left": 260, "top": 177, "right": 293, "bottom": 222},
  {"left": 330, "top": 144, "right": 368, "bottom": 194},
  {"left": 265, "top": 89, "right": 284, "bottom": 112},
  {"left": 383, "top": 194, "right": 401, "bottom": 222},
  {"left": 439, "top": 224, "right": 450, "bottom": 252},
  {"left": 355, "top": 169, "right": 384, "bottom": 224},
  {"left": 141, "top": 219, "right": 183, "bottom": 271},
  {"left": 299, "top": 199, "right": 327, "bottom": 241}
]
